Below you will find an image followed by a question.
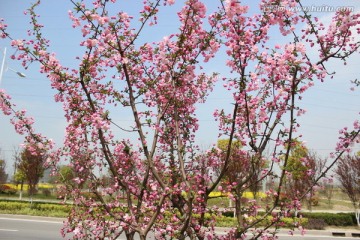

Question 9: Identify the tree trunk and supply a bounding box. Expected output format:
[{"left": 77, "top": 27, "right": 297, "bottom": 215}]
[
  {"left": 235, "top": 193, "right": 246, "bottom": 238},
  {"left": 29, "top": 183, "right": 35, "bottom": 204},
  {"left": 125, "top": 232, "right": 135, "bottom": 240},
  {"left": 235, "top": 197, "right": 244, "bottom": 227},
  {"left": 307, "top": 191, "right": 313, "bottom": 212},
  {"left": 19, "top": 181, "right": 24, "bottom": 200},
  {"left": 356, "top": 209, "right": 360, "bottom": 227}
]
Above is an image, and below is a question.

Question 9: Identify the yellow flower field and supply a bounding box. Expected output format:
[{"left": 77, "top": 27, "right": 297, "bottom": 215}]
[
  {"left": 209, "top": 191, "right": 267, "bottom": 199},
  {"left": 3, "top": 183, "right": 55, "bottom": 191}
]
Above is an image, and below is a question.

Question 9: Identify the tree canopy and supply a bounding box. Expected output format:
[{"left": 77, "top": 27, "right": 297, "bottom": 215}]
[{"left": 0, "top": 1, "right": 359, "bottom": 239}]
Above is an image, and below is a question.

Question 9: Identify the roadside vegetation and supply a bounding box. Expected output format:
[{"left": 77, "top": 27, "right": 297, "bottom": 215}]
[{"left": 0, "top": 183, "right": 359, "bottom": 230}]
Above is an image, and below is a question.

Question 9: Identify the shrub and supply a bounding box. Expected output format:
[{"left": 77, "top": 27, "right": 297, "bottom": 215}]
[
  {"left": 0, "top": 184, "right": 11, "bottom": 193},
  {"left": 281, "top": 217, "right": 308, "bottom": 228},
  {"left": 305, "top": 218, "right": 327, "bottom": 230},
  {"left": 81, "top": 191, "right": 97, "bottom": 199},
  {"left": 215, "top": 214, "right": 308, "bottom": 228},
  {"left": 0, "top": 184, "right": 17, "bottom": 195},
  {"left": 310, "top": 196, "right": 320, "bottom": 206},
  {"left": 222, "top": 211, "right": 235, "bottom": 218},
  {"left": 40, "top": 188, "right": 52, "bottom": 197},
  {"left": 3, "top": 188, "right": 17, "bottom": 195},
  {"left": 220, "top": 211, "right": 356, "bottom": 228},
  {"left": 215, "top": 216, "right": 237, "bottom": 227}
]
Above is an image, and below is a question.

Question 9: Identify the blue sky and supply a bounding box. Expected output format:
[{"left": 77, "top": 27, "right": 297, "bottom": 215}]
[{"left": 0, "top": 0, "right": 359, "bottom": 174}]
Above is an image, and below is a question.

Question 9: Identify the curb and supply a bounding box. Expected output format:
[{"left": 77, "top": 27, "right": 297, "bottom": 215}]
[{"left": 213, "top": 227, "right": 360, "bottom": 237}]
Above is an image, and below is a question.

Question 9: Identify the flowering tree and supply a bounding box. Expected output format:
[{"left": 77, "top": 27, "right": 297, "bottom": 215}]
[{"left": 0, "top": 0, "right": 360, "bottom": 239}]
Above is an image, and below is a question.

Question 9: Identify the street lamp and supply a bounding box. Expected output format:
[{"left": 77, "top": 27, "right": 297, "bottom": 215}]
[
  {"left": 7, "top": 66, "right": 26, "bottom": 78},
  {"left": 0, "top": 47, "right": 26, "bottom": 86}
]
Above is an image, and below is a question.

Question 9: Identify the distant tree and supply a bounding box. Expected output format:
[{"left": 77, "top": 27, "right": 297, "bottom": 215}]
[
  {"left": 0, "top": 159, "right": 8, "bottom": 184},
  {"left": 13, "top": 170, "right": 26, "bottom": 199},
  {"left": 12, "top": 148, "right": 25, "bottom": 199},
  {"left": 17, "top": 145, "right": 47, "bottom": 200},
  {"left": 0, "top": 148, "right": 7, "bottom": 184},
  {"left": 283, "top": 141, "right": 326, "bottom": 211},
  {"left": 302, "top": 151, "right": 327, "bottom": 211},
  {"left": 54, "top": 165, "right": 75, "bottom": 202},
  {"left": 57, "top": 165, "right": 75, "bottom": 184},
  {"left": 282, "top": 140, "right": 308, "bottom": 210},
  {"left": 216, "top": 139, "right": 267, "bottom": 230},
  {"left": 335, "top": 154, "right": 360, "bottom": 226},
  {"left": 321, "top": 178, "right": 334, "bottom": 206}
]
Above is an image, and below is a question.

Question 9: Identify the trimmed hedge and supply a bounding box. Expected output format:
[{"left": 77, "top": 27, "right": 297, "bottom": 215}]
[
  {"left": 0, "top": 199, "right": 70, "bottom": 217},
  {"left": 221, "top": 211, "right": 357, "bottom": 227},
  {"left": 215, "top": 216, "right": 308, "bottom": 228},
  {"left": 305, "top": 218, "right": 327, "bottom": 230}
]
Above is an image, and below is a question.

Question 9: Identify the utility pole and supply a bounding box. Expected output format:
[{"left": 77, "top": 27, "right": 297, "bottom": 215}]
[{"left": 0, "top": 47, "right": 6, "bottom": 86}]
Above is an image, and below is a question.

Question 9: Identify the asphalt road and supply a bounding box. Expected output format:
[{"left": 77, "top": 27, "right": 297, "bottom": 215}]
[
  {"left": 0, "top": 214, "right": 65, "bottom": 240},
  {"left": 1, "top": 214, "right": 360, "bottom": 240}
]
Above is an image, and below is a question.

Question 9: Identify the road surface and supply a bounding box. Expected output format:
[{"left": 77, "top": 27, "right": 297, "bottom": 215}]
[
  {"left": 1, "top": 214, "right": 360, "bottom": 240},
  {"left": 0, "top": 214, "right": 65, "bottom": 240}
]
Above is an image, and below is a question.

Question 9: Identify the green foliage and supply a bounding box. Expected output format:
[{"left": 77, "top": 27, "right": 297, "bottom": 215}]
[
  {"left": 215, "top": 216, "right": 237, "bottom": 227},
  {"left": 217, "top": 139, "right": 241, "bottom": 152},
  {"left": 284, "top": 140, "right": 309, "bottom": 180},
  {"left": 58, "top": 165, "right": 75, "bottom": 184},
  {"left": 13, "top": 170, "right": 26, "bottom": 183},
  {"left": 281, "top": 217, "right": 308, "bottom": 228},
  {"left": 222, "top": 211, "right": 235, "bottom": 218}
]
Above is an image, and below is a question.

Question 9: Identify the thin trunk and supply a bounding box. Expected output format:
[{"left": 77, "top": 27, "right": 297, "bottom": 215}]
[{"left": 356, "top": 209, "right": 360, "bottom": 227}]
